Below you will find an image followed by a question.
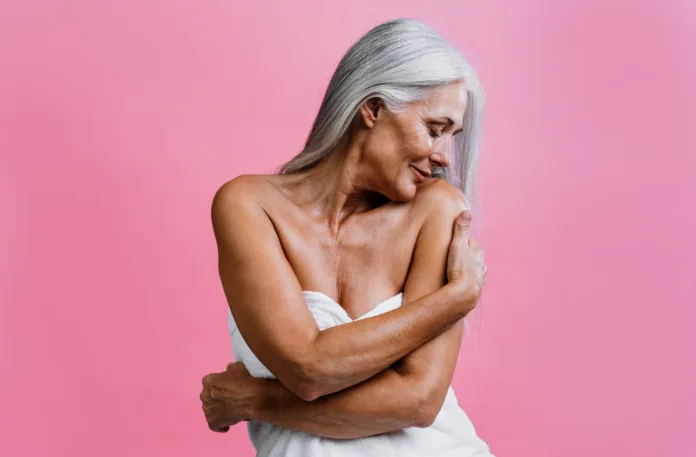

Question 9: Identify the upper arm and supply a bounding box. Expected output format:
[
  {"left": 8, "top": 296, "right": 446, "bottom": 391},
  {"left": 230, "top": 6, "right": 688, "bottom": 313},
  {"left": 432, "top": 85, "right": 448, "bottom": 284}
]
[
  {"left": 394, "top": 180, "right": 469, "bottom": 419},
  {"left": 211, "top": 177, "right": 321, "bottom": 398}
]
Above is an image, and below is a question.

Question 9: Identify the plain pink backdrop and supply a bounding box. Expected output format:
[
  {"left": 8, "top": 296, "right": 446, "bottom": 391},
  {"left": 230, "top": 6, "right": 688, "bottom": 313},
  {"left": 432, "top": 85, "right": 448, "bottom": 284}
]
[{"left": 1, "top": 1, "right": 694, "bottom": 456}]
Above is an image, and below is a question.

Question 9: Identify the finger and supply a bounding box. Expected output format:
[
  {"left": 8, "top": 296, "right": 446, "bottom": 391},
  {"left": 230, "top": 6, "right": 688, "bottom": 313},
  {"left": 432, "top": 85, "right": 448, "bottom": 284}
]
[
  {"left": 467, "top": 238, "right": 483, "bottom": 263},
  {"left": 201, "top": 393, "right": 214, "bottom": 406},
  {"left": 453, "top": 210, "right": 472, "bottom": 237},
  {"left": 211, "top": 425, "right": 230, "bottom": 433},
  {"left": 208, "top": 414, "right": 231, "bottom": 433},
  {"left": 470, "top": 248, "right": 484, "bottom": 264},
  {"left": 226, "top": 362, "right": 236, "bottom": 371},
  {"left": 210, "top": 385, "right": 227, "bottom": 400},
  {"left": 204, "top": 408, "right": 218, "bottom": 424}
]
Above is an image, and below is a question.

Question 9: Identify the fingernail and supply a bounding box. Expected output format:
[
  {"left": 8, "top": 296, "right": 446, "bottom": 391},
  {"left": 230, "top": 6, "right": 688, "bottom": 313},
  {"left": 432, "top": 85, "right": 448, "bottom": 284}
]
[{"left": 459, "top": 211, "right": 471, "bottom": 221}]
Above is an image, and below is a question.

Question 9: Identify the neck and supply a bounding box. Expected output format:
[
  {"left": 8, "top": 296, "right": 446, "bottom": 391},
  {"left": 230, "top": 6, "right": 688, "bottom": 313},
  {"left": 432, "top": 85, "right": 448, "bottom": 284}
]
[{"left": 287, "top": 143, "right": 385, "bottom": 233}]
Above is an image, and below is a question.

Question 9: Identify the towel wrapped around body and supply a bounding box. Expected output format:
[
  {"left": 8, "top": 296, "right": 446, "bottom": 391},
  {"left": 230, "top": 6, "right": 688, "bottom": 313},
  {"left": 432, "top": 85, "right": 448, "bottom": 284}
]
[{"left": 227, "top": 290, "right": 494, "bottom": 457}]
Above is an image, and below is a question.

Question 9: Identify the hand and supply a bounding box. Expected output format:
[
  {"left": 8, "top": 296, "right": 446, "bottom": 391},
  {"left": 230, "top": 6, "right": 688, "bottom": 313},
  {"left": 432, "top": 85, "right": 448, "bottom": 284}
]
[
  {"left": 200, "top": 362, "right": 257, "bottom": 433},
  {"left": 446, "top": 210, "right": 487, "bottom": 312}
]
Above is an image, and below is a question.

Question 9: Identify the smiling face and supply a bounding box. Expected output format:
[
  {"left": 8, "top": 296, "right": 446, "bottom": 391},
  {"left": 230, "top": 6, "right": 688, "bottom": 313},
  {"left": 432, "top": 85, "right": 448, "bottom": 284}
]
[{"left": 356, "top": 81, "right": 469, "bottom": 202}]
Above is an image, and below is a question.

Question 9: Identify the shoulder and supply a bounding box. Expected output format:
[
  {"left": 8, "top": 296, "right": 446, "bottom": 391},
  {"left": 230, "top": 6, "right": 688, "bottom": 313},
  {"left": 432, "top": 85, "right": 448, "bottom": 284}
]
[
  {"left": 211, "top": 174, "right": 276, "bottom": 236},
  {"left": 213, "top": 174, "right": 273, "bottom": 205},
  {"left": 401, "top": 180, "right": 469, "bottom": 284},
  {"left": 212, "top": 174, "right": 281, "bottom": 213},
  {"left": 409, "top": 178, "right": 470, "bottom": 223}
]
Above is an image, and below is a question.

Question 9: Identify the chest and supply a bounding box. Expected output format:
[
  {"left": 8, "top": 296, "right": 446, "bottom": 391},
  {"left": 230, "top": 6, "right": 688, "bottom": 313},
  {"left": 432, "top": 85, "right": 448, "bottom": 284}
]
[{"left": 268, "top": 206, "right": 419, "bottom": 316}]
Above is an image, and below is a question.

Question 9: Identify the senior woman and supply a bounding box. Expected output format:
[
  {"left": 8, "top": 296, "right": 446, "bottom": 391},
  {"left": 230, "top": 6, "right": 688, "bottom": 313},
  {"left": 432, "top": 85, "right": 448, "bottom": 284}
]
[{"left": 200, "top": 18, "right": 493, "bottom": 457}]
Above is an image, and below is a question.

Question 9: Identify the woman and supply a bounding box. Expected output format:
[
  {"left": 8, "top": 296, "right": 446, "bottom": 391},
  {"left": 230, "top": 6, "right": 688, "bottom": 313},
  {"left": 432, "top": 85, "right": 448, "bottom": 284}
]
[{"left": 200, "top": 18, "right": 493, "bottom": 456}]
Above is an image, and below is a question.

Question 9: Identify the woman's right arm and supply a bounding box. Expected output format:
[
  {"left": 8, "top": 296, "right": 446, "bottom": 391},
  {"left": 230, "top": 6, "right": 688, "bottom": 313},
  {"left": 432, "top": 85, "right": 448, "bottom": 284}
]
[{"left": 213, "top": 177, "right": 476, "bottom": 401}]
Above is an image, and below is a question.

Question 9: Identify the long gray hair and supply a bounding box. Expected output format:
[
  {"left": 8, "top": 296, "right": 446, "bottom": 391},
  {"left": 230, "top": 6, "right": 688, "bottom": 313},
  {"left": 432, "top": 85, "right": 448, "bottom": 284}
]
[{"left": 278, "top": 18, "right": 485, "bottom": 218}]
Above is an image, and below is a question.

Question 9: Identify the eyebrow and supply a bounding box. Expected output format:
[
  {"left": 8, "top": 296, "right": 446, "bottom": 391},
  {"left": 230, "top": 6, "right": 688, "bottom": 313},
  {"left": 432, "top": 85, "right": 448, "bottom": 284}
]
[{"left": 435, "top": 116, "right": 464, "bottom": 135}]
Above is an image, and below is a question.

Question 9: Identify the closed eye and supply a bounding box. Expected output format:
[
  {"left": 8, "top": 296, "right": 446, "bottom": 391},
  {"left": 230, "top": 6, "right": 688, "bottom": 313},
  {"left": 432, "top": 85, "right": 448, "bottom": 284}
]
[
  {"left": 429, "top": 124, "right": 446, "bottom": 138},
  {"left": 433, "top": 116, "right": 463, "bottom": 136}
]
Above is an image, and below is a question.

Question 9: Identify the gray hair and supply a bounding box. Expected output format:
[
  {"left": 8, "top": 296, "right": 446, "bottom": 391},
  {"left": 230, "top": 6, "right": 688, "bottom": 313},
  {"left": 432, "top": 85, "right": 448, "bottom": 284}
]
[{"left": 278, "top": 18, "right": 485, "bottom": 218}]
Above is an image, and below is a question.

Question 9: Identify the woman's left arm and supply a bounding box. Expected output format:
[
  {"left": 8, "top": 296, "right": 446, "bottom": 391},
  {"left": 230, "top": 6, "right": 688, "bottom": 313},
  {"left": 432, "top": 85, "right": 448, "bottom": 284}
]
[{"left": 202, "top": 182, "right": 472, "bottom": 438}]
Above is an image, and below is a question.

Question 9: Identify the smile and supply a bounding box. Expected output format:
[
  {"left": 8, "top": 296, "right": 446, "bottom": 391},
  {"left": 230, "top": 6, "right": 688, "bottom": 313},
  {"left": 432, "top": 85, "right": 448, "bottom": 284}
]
[{"left": 411, "top": 165, "right": 430, "bottom": 182}]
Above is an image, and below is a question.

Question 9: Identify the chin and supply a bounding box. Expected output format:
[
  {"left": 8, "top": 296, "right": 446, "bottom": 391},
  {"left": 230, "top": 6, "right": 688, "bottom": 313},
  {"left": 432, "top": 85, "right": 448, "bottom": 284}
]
[{"left": 392, "top": 181, "right": 419, "bottom": 203}]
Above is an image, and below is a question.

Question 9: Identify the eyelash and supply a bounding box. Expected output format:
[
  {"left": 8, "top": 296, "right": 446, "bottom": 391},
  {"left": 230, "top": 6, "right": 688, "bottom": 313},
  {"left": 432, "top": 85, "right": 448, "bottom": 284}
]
[{"left": 429, "top": 128, "right": 442, "bottom": 138}]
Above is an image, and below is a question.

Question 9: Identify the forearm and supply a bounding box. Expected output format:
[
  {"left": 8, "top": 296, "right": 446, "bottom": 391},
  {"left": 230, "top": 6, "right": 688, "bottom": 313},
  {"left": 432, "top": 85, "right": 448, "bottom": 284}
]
[
  {"left": 305, "top": 282, "right": 467, "bottom": 398},
  {"left": 249, "top": 368, "right": 428, "bottom": 439}
]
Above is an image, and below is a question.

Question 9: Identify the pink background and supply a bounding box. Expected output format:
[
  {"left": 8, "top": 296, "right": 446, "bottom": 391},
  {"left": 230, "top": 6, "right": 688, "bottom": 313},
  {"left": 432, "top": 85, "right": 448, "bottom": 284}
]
[{"left": 1, "top": 1, "right": 694, "bottom": 456}]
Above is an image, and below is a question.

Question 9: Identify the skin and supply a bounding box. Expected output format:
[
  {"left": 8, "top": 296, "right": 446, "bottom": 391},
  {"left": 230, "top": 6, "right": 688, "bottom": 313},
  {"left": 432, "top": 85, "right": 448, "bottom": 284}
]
[{"left": 200, "top": 81, "right": 487, "bottom": 438}]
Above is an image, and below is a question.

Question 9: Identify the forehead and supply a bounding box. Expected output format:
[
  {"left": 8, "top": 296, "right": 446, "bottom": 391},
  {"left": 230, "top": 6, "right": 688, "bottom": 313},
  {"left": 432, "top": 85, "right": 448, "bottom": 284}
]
[{"left": 418, "top": 81, "right": 468, "bottom": 121}]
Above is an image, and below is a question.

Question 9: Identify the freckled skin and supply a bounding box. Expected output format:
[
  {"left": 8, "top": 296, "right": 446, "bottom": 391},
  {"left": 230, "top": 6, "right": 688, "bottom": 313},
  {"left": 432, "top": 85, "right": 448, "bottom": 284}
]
[{"left": 200, "top": 81, "right": 488, "bottom": 438}]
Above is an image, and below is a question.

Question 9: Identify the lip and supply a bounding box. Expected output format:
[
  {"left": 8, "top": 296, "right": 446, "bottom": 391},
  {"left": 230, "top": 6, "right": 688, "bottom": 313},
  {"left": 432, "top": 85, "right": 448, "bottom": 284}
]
[{"left": 411, "top": 165, "right": 431, "bottom": 182}]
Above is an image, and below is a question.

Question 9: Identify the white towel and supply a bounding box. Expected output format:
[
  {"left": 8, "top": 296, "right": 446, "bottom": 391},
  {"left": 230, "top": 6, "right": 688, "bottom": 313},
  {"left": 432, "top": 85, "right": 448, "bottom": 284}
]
[{"left": 228, "top": 291, "right": 494, "bottom": 457}]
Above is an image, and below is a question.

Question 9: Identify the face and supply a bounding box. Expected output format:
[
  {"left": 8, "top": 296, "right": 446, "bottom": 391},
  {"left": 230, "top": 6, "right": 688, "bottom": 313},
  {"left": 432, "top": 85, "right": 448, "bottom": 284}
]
[{"left": 358, "top": 81, "right": 468, "bottom": 202}]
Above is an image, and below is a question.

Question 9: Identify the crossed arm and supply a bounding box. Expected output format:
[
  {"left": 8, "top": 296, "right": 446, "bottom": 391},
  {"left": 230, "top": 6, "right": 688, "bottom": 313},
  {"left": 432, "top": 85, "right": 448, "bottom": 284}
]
[{"left": 205, "top": 177, "right": 472, "bottom": 438}]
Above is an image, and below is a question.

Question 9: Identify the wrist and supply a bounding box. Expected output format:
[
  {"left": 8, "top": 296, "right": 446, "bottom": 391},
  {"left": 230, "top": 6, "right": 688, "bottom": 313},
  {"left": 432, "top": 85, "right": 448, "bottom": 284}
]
[
  {"left": 443, "top": 281, "right": 476, "bottom": 318},
  {"left": 243, "top": 377, "right": 265, "bottom": 421}
]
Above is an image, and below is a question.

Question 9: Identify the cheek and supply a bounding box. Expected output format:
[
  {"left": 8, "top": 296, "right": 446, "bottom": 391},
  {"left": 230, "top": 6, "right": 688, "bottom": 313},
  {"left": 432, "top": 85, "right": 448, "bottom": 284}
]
[
  {"left": 372, "top": 123, "right": 432, "bottom": 184},
  {"left": 391, "top": 131, "right": 432, "bottom": 179},
  {"left": 405, "top": 129, "right": 434, "bottom": 158}
]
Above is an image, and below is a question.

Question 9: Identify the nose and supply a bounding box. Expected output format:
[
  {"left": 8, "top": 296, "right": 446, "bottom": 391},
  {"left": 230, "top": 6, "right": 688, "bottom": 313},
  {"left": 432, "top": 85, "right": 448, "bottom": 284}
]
[{"left": 430, "top": 138, "right": 452, "bottom": 168}]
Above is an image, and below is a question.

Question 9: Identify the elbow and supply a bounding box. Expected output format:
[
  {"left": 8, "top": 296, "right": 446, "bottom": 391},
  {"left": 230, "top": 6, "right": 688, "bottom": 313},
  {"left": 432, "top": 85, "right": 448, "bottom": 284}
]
[
  {"left": 283, "top": 355, "right": 327, "bottom": 402},
  {"left": 291, "top": 379, "right": 323, "bottom": 402},
  {"left": 412, "top": 401, "right": 439, "bottom": 428},
  {"left": 410, "top": 386, "right": 444, "bottom": 428}
]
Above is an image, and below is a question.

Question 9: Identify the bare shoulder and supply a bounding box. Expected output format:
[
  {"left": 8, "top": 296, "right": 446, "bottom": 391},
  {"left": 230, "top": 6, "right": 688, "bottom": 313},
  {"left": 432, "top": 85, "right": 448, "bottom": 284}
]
[
  {"left": 211, "top": 174, "right": 277, "bottom": 241},
  {"left": 212, "top": 174, "right": 281, "bottom": 214},
  {"left": 213, "top": 174, "right": 275, "bottom": 205},
  {"left": 409, "top": 178, "right": 470, "bottom": 223}
]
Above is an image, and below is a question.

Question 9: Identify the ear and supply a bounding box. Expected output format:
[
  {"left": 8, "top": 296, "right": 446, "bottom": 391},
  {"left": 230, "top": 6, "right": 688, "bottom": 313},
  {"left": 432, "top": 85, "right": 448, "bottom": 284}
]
[{"left": 358, "top": 98, "right": 383, "bottom": 129}]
